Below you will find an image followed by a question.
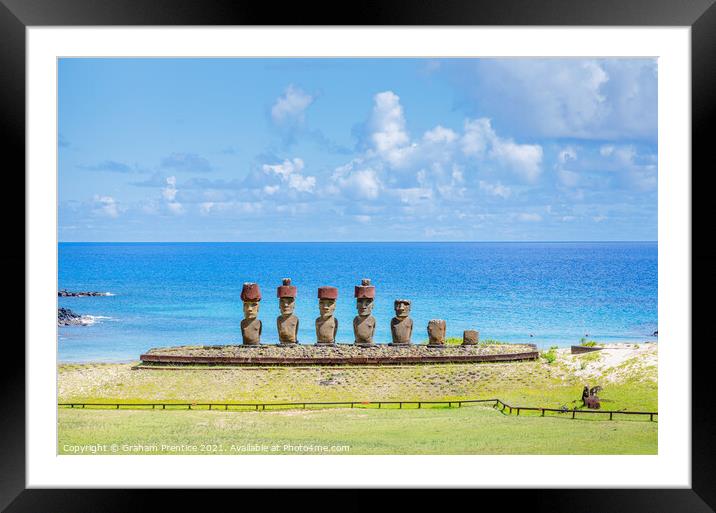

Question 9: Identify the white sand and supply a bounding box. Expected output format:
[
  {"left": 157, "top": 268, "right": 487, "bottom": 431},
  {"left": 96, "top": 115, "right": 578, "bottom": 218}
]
[{"left": 556, "top": 343, "right": 657, "bottom": 382}]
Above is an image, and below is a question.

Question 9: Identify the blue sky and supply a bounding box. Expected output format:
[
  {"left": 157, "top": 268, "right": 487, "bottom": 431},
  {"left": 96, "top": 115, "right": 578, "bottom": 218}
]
[{"left": 58, "top": 58, "right": 657, "bottom": 241}]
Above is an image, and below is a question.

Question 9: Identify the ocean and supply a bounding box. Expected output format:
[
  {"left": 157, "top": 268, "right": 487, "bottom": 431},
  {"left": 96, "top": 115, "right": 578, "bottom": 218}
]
[{"left": 57, "top": 242, "right": 657, "bottom": 362}]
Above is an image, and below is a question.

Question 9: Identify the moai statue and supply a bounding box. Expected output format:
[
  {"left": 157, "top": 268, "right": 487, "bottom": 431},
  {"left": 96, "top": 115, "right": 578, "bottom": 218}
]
[
  {"left": 462, "top": 330, "right": 479, "bottom": 345},
  {"left": 276, "top": 278, "right": 299, "bottom": 345},
  {"left": 427, "top": 319, "right": 446, "bottom": 347},
  {"left": 353, "top": 278, "right": 376, "bottom": 346},
  {"left": 390, "top": 299, "right": 413, "bottom": 345},
  {"left": 240, "top": 282, "right": 262, "bottom": 345},
  {"left": 315, "top": 286, "right": 338, "bottom": 346}
]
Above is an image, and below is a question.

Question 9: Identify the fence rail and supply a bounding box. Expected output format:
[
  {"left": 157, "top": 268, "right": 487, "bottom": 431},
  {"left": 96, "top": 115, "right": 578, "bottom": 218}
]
[{"left": 58, "top": 398, "right": 657, "bottom": 421}]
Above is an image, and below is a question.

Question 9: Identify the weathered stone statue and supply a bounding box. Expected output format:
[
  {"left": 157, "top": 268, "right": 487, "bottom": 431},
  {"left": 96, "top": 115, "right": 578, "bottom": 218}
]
[
  {"left": 240, "top": 282, "right": 262, "bottom": 345},
  {"left": 427, "top": 319, "right": 446, "bottom": 347},
  {"left": 390, "top": 299, "right": 413, "bottom": 345},
  {"left": 315, "top": 286, "right": 338, "bottom": 346},
  {"left": 462, "top": 330, "right": 479, "bottom": 345},
  {"left": 276, "top": 278, "right": 298, "bottom": 345},
  {"left": 353, "top": 279, "right": 376, "bottom": 346}
]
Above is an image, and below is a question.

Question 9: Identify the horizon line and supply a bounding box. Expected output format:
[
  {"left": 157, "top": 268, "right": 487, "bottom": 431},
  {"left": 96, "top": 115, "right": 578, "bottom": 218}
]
[{"left": 58, "top": 240, "right": 658, "bottom": 244}]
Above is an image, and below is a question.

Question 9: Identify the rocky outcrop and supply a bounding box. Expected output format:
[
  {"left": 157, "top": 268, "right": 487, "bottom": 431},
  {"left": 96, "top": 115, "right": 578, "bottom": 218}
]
[
  {"left": 58, "top": 308, "right": 91, "bottom": 326},
  {"left": 58, "top": 289, "right": 112, "bottom": 297}
]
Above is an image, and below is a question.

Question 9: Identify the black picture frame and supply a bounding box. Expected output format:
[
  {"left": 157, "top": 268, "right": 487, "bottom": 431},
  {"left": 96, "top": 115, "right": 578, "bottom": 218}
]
[{"left": 3, "top": 0, "right": 713, "bottom": 511}]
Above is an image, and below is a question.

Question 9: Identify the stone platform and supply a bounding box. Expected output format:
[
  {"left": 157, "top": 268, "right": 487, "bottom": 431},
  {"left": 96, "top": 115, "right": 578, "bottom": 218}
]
[{"left": 139, "top": 343, "right": 539, "bottom": 366}]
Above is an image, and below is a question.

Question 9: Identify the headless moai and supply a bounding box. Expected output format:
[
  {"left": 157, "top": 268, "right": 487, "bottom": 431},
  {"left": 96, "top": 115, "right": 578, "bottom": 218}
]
[{"left": 427, "top": 319, "right": 447, "bottom": 347}]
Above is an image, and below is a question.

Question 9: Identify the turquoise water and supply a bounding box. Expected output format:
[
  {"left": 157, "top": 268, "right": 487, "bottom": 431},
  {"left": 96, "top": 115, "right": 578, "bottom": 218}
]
[{"left": 57, "top": 242, "right": 657, "bottom": 362}]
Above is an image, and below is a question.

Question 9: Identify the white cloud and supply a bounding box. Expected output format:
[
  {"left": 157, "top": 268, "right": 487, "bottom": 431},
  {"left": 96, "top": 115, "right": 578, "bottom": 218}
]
[
  {"left": 271, "top": 85, "right": 314, "bottom": 125},
  {"left": 161, "top": 176, "right": 183, "bottom": 215},
  {"left": 423, "top": 125, "right": 458, "bottom": 144},
  {"left": 461, "top": 118, "right": 492, "bottom": 157},
  {"left": 461, "top": 118, "right": 543, "bottom": 182},
  {"left": 92, "top": 195, "right": 119, "bottom": 218},
  {"left": 516, "top": 213, "right": 542, "bottom": 222},
  {"left": 558, "top": 147, "right": 578, "bottom": 164},
  {"left": 263, "top": 158, "right": 304, "bottom": 179},
  {"left": 287, "top": 173, "right": 316, "bottom": 193},
  {"left": 452, "top": 58, "right": 656, "bottom": 140},
  {"left": 369, "top": 91, "right": 414, "bottom": 167},
  {"left": 479, "top": 180, "right": 511, "bottom": 199},
  {"left": 490, "top": 138, "right": 543, "bottom": 182},
  {"left": 600, "top": 145, "right": 615, "bottom": 157},
  {"left": 261, "top": 157, "right": 316, "bottom": 193},
  {"left": 162, "top": 176, "right": 178, "bottom": 201},
  {"left": 603, "top": 145, "right": 657, "bottom": 191},
  {"left": 336, "top": 168, "right": 381, "bottom": 200},
  {"left": 167, "top": 202, "right": 184, "bottom": 215},
  {"left": 329, "top": 91, "right": 543, "bottom": 205}
]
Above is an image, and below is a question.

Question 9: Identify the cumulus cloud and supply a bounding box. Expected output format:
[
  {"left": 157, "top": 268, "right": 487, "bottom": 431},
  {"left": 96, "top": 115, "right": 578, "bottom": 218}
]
[
  {"left": 261, "top": 158, "right": 316, "bottom": 193},
  {"left": 162, "top": 176, "right": 183, "bottom": 214},
  {"left": 271, "top": 85, "right": 315, "bottom": 125},
  {"left": 447, "top": 58, "right": 657, "bottom": 141},
  {"left": 479, "top": 180, "right": 511, "bottom": 199},
  {"left": 330, "top": 91, "right": 543, "bottom": 202},
  {"left": 369, "top": 91, "right": 414, "bottom": 167},
  {"left": 92, "top": 195, "right": 119, "bottom": 218},
  {"left": 516, "top": 213, "right": 542, "bottom": 222},
  {"left": 330, "top": 162, "right": 382, "bottom": 200},
  {"left": 603, "top": 145, "right": 657, "bottom": 191},
  {"left": 161, "top": 152, "right": 213, "bottom": 173}
]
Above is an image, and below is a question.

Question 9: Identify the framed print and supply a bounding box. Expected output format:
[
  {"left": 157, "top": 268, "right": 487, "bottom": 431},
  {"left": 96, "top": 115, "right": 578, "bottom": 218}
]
[{"left": 3, "top": 0, "right": 715, "bottom": 510}]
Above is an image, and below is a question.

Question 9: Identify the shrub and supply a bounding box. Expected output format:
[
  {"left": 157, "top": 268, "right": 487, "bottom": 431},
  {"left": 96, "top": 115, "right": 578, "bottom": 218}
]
[{"left": 541, "top": 345, "right": 558, "bottom": 364}]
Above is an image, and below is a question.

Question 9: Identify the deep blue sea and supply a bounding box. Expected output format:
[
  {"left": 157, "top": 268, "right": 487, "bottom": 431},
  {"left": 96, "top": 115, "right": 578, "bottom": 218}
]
[{"left": 58, "top": 242, "right": 657, "bottom": 362}]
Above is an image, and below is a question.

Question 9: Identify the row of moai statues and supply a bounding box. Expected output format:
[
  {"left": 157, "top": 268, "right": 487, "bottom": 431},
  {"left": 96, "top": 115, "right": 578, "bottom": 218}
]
[{"left": 239, "top": 278, "right": 480, "bottom": 347}]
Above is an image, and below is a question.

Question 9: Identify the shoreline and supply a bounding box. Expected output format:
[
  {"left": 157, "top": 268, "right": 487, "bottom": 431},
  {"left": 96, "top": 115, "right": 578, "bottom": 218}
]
[{"left": 58, "top": 341, "right": 657, "bottom": 365}]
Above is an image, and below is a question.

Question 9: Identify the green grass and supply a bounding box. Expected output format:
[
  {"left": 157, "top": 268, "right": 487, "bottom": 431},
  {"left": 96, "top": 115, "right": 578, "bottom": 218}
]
[
  {"left": 57, "top": 344, "right": 657, "bottom": 454},
  {"left": 58, "top": 404, "right": 657, "bottom": 455}
]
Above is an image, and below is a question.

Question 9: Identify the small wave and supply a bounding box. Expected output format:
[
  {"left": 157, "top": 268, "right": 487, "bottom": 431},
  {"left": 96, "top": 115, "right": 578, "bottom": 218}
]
[{"left": 80, "top": 315, "right": 115, "bottom": 325}]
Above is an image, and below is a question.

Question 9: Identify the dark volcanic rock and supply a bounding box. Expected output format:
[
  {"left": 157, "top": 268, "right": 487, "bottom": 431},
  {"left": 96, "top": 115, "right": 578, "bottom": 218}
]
[
  {"left": 58, "top": 289, "right": 112, "bottom": 297},
  {"left": 58, "top": 307, "right": 89, "bottom": 326}
]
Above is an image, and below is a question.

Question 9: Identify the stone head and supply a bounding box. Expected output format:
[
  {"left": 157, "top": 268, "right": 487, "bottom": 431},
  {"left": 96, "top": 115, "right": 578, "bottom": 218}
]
[
  {"left": 243, "top": 300, "right": 260, "bottom": 319},
  {"left": 279, "top": 297, "right": 295, "bottom": 316},
  {"left": 317, "top": 286, "right": 338, "bottom": 318},
  {"left": 277, "top": 278, "right": 297, "bottom": 315},
  {"left": 354, "top": 278, "right": 375, "bottom": 317},
  {"left": 241, "top": 282, "right": 261, "bottom": 319},
  {"left": 319, "top": 298, "right": 336, "bottom": 318},
  {"left": 394, "top": 299, "right": 411, "bottom": 318},
  {"left": 357, "top": 297, "right": 374, "bottom": 316}
]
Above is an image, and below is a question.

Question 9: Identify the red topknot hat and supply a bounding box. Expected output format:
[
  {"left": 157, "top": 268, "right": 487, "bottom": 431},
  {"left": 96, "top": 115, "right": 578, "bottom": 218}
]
[
  {"left": 317, "top": 286, "right": 338, "bottom": 300},
  {"left": 241, "top": 282, "right": 262, "bottom": 301},
  {"left": 277, "top": 278, "right": 297, "bottom": 298},
  {"left": 354, "top": 278, "right": 375, "bottom": 299}
]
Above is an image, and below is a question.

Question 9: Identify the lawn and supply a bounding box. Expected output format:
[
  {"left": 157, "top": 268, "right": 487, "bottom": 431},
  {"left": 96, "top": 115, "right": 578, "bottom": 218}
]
[
  {"left": 57, "top": 343, "right": 657, "bottom": 455},
  {"left": 58, "top": 403, "right": 657, "bottom": 455}
]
